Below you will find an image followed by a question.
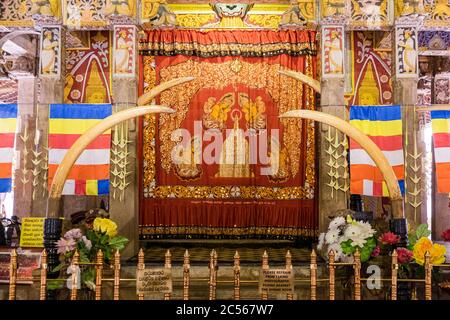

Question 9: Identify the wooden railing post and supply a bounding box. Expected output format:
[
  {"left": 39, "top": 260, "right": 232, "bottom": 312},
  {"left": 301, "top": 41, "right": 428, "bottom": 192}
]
[
  {"left": 213, "top": 250, "right": 218, "bottom": 300},
  {"left": 391, "top": 250, "right": 398, "bottom": 301},
  {"left": 40, "top": 249, "right": 47, "bottom": 300},
  {"left": 164, "top": 250, "right": 172, "bottom": 300},
  {"left": 209, "top": 249, "right": 217, "bottom": 300},
  {"left": 234, "top": 251, "right": 240, "bottom": 300},
  {"left": 113, "top": 250, "right": 121, "bottom": 300},
  {"left": 8, "top": 249, "right": 17, "bottom": 301},
  {"left": 137, "top": 249, "right": 145, "bottom": 300},
  {"left": 354, "top": 250, "right": 361, "bottom": 300},
  {"left": 70, "top": 250, "right": 80, "bottom": 301},
  {"left": 261, "top": 250, "right": 269, "bottom": 300},
  {"left": 183, "top": 250, "right": 190, "bottom": 300},
  {"left": 286, "top": 250, "right": 293, "bottom": 300},
  {"left": 328, "top": 250, "right": 335, "bottom": 301},
  {"left": 310, "top": 250, "right": 317, "bottom": 300},
  {"left": 95, "top": 250, "right": 103, "bottom": 300},
  {"left": 424, "top": 251, "right": 432, "bottom": 300}
]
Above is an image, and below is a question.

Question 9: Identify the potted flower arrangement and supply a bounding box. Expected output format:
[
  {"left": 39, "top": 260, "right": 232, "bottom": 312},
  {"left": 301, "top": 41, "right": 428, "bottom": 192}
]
[
  {"left": 49, "top": 217, "right": 128, "bottom": 295},
  {"left": 408, "top": 224, "right": 446, "bottom": 266},
  {"left": 318, "top": 215, "right": 377, "bottom": 263},
  {"left": 392, "top": 224, "right": 447, "bottom": 299}
]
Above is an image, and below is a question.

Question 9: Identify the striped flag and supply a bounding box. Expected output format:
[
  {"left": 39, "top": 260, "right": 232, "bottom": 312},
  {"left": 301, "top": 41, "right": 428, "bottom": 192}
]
[
  {"left": 48, "top": 104, "right": 112, "bottom": 195},
  {"left": 349, "top": 105, "right": 405, "bottom": 197},
  {"left": 0, "top": 104, "right": 17, "bottom": 193},
  {"left": 431, "top": 110, "right": 450, "bottom": 193}
]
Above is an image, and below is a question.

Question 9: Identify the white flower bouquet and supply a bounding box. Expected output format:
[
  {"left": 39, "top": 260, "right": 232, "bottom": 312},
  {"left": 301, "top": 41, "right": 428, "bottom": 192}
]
[{"left": 317, "top": 215, "right": 377, "bottom": 263}]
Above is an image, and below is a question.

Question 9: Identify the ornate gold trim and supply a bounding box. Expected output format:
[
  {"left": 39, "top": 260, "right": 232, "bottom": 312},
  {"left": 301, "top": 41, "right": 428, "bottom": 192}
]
[{"left": 139, "top": 225, "right": 318, "bottom": 239}]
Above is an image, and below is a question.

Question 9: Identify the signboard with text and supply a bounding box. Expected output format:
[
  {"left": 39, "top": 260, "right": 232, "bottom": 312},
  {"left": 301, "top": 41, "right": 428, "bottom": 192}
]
[
  {"left": 136, "top": 268, "right": 172, "bottom": 295},
  {"left": 19, "top": 218, "right": 45, "bottom": 248},
  {"left": 259, "top": 268, "right": 294, "bottom": 293}
]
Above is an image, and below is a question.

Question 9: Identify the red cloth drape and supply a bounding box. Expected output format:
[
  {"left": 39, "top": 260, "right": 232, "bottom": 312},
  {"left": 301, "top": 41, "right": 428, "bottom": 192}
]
[
  {"left": 139, "top": 29, "right": 317, "bottom": 57},
  {"left": 139, "top": 30, "right": 318, "bottom": 239}
]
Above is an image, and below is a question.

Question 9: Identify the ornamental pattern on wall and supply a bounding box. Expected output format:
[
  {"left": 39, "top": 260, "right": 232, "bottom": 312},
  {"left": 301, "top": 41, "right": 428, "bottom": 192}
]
[
  {"left": 65, "top": 31, "right": 112, "bottom": 104},
  {"left": 0, "top": 0, "right": 33, "bottom": 26}
]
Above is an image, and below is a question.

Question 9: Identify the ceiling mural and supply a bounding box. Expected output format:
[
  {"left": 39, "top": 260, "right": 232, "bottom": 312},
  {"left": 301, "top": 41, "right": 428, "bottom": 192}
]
[{"left": 0, "top": 1, "right": 447, "bottom": 30}]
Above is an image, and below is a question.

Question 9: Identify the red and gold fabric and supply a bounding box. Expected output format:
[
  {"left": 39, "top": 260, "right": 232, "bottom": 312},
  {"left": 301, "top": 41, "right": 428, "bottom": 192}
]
[{"left": 139, "top": 30, "right": 318, "bottom": 239}]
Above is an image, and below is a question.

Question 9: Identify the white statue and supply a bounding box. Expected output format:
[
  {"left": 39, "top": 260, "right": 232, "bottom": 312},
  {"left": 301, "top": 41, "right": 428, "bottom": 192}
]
[
  {"left": 114, "top": 30, "right": 133, "bottom": 74},
  {"left": 326, "top": 30, "right": 343, "bottom": 74},
  {"left": 400, "top": 30, "right": 416, "bottom": 74},
  {"left": 41, "top": 30, "right": 58, "bottom": 75}
]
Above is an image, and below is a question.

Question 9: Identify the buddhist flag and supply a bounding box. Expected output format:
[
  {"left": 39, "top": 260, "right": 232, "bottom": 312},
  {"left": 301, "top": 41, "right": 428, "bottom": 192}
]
[
  {"left": 48, "top": 104, "right": 112, "bottom": 195},
  {"left": 0, "top": 104, "right": 17, "bottom": 193},
  {"left": 349, "top": 105, "right": 405, "bottom": 197},
  {"left": 431, "top": 110, "right": 450, "bottom": 193}
]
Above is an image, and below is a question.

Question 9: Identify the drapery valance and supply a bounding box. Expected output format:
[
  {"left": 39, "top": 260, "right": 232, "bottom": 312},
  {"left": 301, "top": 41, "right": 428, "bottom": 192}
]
[{"left": 139, "top": 30, "right": 317, "bottom": 58}]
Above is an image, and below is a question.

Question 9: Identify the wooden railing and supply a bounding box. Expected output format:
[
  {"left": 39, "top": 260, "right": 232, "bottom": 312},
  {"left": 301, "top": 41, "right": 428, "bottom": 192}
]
[{"left": 5, "top": 248, "right": 447, "bottom": 300}]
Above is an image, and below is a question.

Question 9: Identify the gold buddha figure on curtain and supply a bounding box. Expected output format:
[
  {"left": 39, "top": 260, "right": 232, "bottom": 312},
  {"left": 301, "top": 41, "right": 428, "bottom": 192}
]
[
  {"left": 216, "top": 109, "right": 253, "bottom": 178},
  {"left": 358, "top": 62, "right": 380, "bottom": 105},
  {"left": 85, "top": 60, "right": 108, "bottom": 103}
]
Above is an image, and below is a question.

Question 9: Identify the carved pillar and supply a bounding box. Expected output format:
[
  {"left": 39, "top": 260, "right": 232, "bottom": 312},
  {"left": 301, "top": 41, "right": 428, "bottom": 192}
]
[
  {"left": 318, "top": 25, "right": 348, "bottom": 232},
  {"left": 393, "top": 25, "right": 423, "bottom": 243},
  {"left": 109, "top": 25, "right": 139, "bottom": 259}
]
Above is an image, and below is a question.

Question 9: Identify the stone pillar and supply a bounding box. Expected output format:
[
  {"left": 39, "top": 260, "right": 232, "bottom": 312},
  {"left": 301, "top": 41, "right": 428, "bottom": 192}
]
[
  {"left": 37, "top": 26, "right": 65, "bottom": 297},
  {"left": 318, "top": 25, "right": 348, "bottom": 232},
  {"left": 109, "top": 25, "right": 139, "bottom": 259},
  {"left": 393, "top": 25, "right": 425, "bottom": 237},
  {"left": 13, "top": 76, "right": 37, "bottom": 219},
  {"left": 33, "top": 26, "right": 65, "bottom": 218},
  {"left": 392, "top": 78, "right": 425, "bottom": 228}
]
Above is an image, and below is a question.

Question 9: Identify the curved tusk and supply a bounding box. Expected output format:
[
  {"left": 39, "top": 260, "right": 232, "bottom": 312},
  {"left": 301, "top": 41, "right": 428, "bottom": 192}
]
[
  {"left": 47, "top": 77, "right": 194, "bottom": 218},
  {"left": 279, "top": 70, "right": 321, "bottom": 94},
  {"left": 137, "top": 77, "right": 195, "bottom": 106},
  {"left": 280, "top": 109, "right": 403, "bottom": 219}
]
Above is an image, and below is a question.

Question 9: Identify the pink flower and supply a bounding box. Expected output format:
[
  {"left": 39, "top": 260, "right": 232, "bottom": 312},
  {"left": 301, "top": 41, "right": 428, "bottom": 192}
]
[
  {"left": 379, "top": 232, "right": 400, "bottom": 245},
  {"left": 371, "top": 246, "right": 381, "bottom": 257},
  {"left": 396, "top": 247, "right": 413, "bottom": 264},
  {"left": 56, "top": 238, "right": 76, "bottom": 254},
  {"left": 64, "top": 228, "right": 83, "bottom": 240},
  {"left": 442, "top": 229, "right": 450, "bottom": 242}
]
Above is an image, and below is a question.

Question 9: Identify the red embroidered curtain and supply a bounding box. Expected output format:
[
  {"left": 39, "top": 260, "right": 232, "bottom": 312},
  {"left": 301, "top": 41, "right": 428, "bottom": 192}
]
[{"left": 138, "top": 30, "right": 318, "bottom": 239}]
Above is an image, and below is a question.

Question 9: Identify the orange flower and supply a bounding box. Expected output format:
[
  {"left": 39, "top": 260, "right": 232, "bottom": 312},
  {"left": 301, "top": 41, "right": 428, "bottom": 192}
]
[{"left": 413, "top": 237, "right": 446, "bottom": 265}]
